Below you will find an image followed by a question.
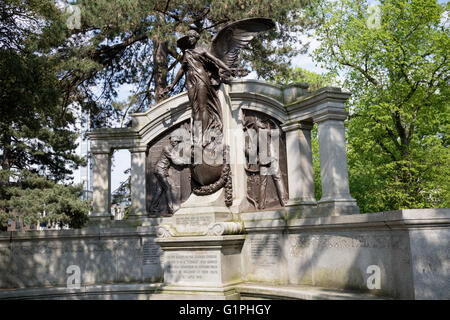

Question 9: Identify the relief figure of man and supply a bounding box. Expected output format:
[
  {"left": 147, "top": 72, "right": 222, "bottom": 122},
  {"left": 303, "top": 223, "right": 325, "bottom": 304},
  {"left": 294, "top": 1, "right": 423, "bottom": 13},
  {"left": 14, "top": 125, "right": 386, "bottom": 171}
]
[{"left": 151, "top": 134, "right": 187, "bottom": 215}]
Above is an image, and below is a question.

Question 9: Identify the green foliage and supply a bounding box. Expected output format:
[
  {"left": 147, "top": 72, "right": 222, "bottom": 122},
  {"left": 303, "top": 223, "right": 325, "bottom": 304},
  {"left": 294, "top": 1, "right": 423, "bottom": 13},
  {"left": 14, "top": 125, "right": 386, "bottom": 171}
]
[
  {"left": 1, "top": 0, "right": 85, "bottom": 181},
  {"left": 0, "top": 1, "right": 90, "bottom": 230},
  {"left": 310, "top": 0, "right": 449, "bottom": 212},
  {"left": 271, "top": 66, "right": 335, "bottom": 92},
  {"left": 121, "top": 206, "right": 131, "bottom": 221},
  {"left": 0, "top": 170, "right": 91, "bottom": 230},
  {"left": 311, "top": 124, "right": 322, "bottom": 202}
]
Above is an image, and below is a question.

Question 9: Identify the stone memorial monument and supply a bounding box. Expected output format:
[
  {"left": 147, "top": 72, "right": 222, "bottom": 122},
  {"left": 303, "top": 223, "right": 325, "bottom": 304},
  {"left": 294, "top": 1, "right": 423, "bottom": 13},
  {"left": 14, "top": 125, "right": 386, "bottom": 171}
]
[
  {"left": 0, "top": 18, "right": 448, "bottom": 301},
  {"left": 86, "top": 18, "right": 363, "bottom": 299}
]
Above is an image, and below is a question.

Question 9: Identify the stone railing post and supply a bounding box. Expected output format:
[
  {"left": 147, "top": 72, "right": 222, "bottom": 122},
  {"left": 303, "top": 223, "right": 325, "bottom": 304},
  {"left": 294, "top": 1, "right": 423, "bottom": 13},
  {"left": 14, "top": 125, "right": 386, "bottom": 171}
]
[
  {"left": 282, "top": 121, "right": 316, "bottom": 207},
  {"left": 91, "top": 150, "right": 112, "bottom": 219},
  {"left": 129, "top": 147, "right": 147, "bottom": 217},
  {"left": 314, "top": 112, "right": 359, "bottom": 215}
]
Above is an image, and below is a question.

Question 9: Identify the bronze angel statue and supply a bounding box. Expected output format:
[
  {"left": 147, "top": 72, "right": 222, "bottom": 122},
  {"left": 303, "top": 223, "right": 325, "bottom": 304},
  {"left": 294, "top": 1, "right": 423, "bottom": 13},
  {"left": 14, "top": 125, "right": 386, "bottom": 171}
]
[{"left": 161, "top": 18, "right": 275, "bottom": 206}]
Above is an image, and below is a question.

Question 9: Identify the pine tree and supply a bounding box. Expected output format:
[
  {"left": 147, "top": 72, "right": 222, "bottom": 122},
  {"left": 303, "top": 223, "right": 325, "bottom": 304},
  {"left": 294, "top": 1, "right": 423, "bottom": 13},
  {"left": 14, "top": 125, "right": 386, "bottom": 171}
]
[
  {"left": 0, "top": 0, "right": 89, "bottom": 230},
  {"left": 58, "top": 0, "right": 316, "bottom": 126}
]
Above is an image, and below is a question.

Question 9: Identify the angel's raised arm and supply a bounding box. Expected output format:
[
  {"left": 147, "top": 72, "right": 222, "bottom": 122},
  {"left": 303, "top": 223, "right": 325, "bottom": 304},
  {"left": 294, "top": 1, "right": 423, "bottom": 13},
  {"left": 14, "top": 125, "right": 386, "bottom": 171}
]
[{"left": 167, "top": 64, "right": 184, "bottom": 92}]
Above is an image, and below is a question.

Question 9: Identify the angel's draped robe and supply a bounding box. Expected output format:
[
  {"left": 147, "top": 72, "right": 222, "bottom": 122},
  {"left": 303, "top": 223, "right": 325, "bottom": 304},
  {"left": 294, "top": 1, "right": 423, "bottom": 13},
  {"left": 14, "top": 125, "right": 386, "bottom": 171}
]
[
  {"left": 183, "top": 47, "right": 223, "bottom": 144},
  {"left": 182, "top": 47, "right": 225, "bottom": 186}
]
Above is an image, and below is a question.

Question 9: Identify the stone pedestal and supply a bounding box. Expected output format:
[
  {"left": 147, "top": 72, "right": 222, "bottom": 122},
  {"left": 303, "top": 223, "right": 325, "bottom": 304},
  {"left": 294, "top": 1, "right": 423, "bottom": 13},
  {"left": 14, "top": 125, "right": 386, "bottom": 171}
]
[{"left": 155, "top": 235, "right": 245, "bottom": 299}]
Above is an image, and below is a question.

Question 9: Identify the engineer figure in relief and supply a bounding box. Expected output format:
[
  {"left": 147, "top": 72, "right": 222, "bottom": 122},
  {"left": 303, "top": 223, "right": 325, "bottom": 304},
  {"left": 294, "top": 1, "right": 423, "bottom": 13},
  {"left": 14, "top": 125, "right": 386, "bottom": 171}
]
[{"left": 150, "top": 133, "right": 187, "bottom": 215}]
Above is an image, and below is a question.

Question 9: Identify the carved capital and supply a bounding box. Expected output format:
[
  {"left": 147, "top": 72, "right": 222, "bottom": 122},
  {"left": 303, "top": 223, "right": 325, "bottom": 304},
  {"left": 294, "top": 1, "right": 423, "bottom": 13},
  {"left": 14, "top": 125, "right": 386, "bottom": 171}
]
[{"left": 130, "top": 146, "right": 148, "bottom": 153}]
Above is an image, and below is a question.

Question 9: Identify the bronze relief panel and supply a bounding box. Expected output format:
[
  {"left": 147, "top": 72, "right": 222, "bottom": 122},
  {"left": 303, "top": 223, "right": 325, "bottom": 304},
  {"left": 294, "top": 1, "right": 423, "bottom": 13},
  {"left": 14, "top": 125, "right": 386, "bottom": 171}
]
[
  {"left": 243, "top": 110, "right": 289, "bottom": 211},
  {"left": 146, "top": 122, "right": 191, "bottom": 217}
]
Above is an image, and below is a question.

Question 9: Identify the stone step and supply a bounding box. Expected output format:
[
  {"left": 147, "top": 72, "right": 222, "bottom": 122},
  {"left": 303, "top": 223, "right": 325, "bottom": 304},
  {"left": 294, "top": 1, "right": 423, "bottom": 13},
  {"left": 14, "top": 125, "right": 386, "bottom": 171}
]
[
  {"left": 236, "top": 282, "right": 390, "bottom": 300},
  {"left": 0, "top": 282, "right": 390, "bottom": 300}
]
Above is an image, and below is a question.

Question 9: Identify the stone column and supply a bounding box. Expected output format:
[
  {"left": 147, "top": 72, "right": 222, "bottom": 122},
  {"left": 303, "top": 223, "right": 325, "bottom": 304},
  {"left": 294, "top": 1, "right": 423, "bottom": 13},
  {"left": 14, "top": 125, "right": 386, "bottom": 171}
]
[
  {"left": 129, "top": 147, "right": 147, "bottom": 217},
  {"left": 220, "top": 83, "right": 248, "bottom": 213},
  {"left": 282, "top": 121, "right": 316, "bottom": 207},
  {"left": 91, "top": 151, "right": 112, "bottom": 219},
  {"left": 315, "top": 113, "right": 359, "bottom": 215}
]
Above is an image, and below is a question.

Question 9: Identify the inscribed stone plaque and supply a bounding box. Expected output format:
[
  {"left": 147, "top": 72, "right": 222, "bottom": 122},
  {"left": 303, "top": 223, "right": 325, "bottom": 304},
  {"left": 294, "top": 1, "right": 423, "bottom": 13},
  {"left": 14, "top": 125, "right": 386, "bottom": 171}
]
[
  {"left": 142, "top": 238, "right": 163, "bottom": 278},
  {"left": 173, "top": 214, "right": 215, "bottom": 233},
  {"left": 164, "top": 251, "right": 220, "bottom": 284},
  {"left": 250, "top": 233, "right": 281, "bottom": 267}
]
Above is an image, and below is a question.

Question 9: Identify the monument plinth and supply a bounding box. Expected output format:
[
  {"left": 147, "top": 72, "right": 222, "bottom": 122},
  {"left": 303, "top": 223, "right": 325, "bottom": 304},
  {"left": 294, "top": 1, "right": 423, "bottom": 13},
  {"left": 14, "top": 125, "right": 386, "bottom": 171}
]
[{"left": 155, "top": 235, "right": 245, "bottom": 299}]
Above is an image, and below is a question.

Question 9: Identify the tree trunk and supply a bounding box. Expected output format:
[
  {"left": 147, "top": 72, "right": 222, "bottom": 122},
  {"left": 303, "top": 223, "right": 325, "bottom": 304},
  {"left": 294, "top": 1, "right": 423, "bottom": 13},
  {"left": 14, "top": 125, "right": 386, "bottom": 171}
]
[
  {"left": 0, "top": 129, "right": 11, "bottom": 187},
  {"left": 153, "top": 40, "right": 169, "bottom": 104}
]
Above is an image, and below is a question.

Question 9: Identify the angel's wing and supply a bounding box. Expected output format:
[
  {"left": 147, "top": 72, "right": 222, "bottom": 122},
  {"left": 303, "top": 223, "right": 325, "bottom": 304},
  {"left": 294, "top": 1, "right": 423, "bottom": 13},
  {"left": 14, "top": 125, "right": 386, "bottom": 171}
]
[{"left": 209, "top": 18, "right": 275, "bottom": 70}]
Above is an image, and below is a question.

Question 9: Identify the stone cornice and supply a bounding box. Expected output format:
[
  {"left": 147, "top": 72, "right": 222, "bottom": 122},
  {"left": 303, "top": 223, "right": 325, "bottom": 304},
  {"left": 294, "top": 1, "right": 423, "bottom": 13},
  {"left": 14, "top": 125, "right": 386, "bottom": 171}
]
[
  {"left": 87, "top": 128, "right": 140, "bottom": 140},
  {"left": 286, "top": 87, "right": 351, "bottom": 122},
  {"left": 230, "top": 79, "right": 309, "bottom": 104},
  {"left": 286, "top": 208, "right": 450, "bottom": 231},
  {"left": 280, "top": 122, "right": 302, "bottom": 132},
  {"left": 129, "top": 146, "right": 148, "bottom": 153},
  {"left": 281, "top": 121, "right": 314, "bottom": 132},
  {"left": 313, "top": 109, "right": 349, "bottom": 123}
]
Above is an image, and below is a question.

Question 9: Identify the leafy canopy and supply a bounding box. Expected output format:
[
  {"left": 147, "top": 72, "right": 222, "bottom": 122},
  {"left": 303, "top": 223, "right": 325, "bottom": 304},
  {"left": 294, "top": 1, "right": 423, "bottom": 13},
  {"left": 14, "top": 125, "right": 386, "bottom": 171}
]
[{"left": 310, "top": 0, "right": 449, "bottom": 211}]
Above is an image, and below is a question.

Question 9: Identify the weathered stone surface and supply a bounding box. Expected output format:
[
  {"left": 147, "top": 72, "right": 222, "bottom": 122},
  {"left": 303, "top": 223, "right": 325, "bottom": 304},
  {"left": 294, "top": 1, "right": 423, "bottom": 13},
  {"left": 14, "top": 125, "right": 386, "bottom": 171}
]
[
  {"left": 0, "top": 227, "right": 161, "bottom": 289},
  {"left": 409, "top": 227, "right": 450, "bottom": 299},
  {"left": 0, "top": 209, "right": 448, "bottom": 299}
]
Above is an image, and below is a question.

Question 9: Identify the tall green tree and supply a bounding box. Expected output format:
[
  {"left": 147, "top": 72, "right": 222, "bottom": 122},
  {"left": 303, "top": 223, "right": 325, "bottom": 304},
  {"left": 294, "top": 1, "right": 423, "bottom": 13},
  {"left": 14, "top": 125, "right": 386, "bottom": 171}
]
[
  {"left": 310, "top": 0, "right": 449, "bottom": 212},
  {"left": 1, "top": 0, "right": 83, "bottom": 182},
  {"left": 0, "top": 0, "right": 90, "bottom": 230}
]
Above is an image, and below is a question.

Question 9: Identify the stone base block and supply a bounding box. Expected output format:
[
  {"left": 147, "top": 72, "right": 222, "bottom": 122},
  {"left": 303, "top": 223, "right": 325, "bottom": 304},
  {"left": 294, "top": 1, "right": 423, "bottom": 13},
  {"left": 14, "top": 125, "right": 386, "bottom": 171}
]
[
  {"left": 156, "top": 235, "right": 245, "bottom": 290},
  {"left": 286, "top": 198, "right": 317, "bottom": 207},
  {"left": 152, "top": 283, "right": 241, "bottom": 300},
  {"left": 317, "top": 198, "right": 360, "bottom": 216},
  {"left": 87, "top": 214, "right": 113, "bottom": 227}
]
